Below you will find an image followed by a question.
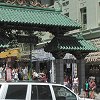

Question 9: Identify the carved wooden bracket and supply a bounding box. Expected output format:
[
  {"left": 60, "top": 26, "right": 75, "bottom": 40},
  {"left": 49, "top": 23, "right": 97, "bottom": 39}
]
[{"left": 51, "top": 51, "right": 66, "bottom": 59}]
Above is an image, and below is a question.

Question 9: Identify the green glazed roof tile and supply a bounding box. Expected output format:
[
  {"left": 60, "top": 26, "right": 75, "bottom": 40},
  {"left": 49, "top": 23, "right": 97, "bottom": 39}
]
[
  {"left": 0, "top": 3, "right": 80, "bottom": 29},
  {"left": 44, "top": 36, "right": 98, "bottom": 52},
  {"left": 0, "top": 44, "right": 9, "bottom": 48}
]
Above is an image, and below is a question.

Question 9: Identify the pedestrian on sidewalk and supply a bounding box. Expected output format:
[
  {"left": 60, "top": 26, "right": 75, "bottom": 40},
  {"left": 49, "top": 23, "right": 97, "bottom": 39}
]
[
  {"left": 84, "top": 79, "right": 90, "bottom": 98},
  {"left": 72, "top": 75, "right": 79, "bottom": 94},
  {"left": 32, "top": 70, "right": 39, "bottom": 80},
  {"left": 89, "top": 78, "right": 96, "bottom": 99}
]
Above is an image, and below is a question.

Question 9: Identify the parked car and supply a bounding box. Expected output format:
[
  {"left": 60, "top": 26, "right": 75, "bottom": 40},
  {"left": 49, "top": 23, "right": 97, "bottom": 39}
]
[{"left": 0, "top": 81, "right": 93, "bottom": 100}]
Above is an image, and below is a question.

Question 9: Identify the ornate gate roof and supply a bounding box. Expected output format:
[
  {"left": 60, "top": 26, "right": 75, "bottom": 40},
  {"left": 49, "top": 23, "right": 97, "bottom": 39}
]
[
  {"left": 44, "top": 35, "right": 98, "bottom": 52},
  {"left": 0, "top": 3, "right": 80, "bottom": 32}
]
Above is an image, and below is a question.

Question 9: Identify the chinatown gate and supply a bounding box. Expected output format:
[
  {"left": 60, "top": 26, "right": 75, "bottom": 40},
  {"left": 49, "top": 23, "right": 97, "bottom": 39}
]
[{"left": 0, "top": 1, "right": 98, "bottom": 93}]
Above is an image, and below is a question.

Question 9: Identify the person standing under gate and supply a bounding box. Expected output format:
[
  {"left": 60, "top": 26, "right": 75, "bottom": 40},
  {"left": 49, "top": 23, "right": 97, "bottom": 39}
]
[
  {"left": 89, "top": 78, "right": 96, "bottom": 99},
  {"left": 84, "top": 80, "right": 90, "bottom": 98},
  {"left": 72, "top": 75, "right": 79, "bottom": 94}
]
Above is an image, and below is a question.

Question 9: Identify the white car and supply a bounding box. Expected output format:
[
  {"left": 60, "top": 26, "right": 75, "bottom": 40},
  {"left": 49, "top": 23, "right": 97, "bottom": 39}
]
[{"left": 0, "top": 81, "right": 92, "bottom": 100}]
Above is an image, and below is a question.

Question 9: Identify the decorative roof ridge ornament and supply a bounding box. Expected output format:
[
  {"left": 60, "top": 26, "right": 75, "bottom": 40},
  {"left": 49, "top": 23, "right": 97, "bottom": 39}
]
[
  {"left": 0, "top": 0, "right": 49, "bottom": 8},
  {"left": 0, "top": 2, "right": 55, "bottom": 12},
  {"left": 54, "top": 0, "right": 62, "bottom": 12}
]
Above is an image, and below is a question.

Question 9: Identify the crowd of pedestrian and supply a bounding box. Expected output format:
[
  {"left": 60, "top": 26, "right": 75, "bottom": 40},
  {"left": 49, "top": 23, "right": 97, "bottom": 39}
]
[
  {"left": 0, "top": 65, "right": 97, "bottom": 99},
  {"left": 0, "top": 66, "right": 48, "bottom": 82},
  {"left": 84, "top": 77, "right": 96, "bottom": 99},
  {"left": 64, "top": 75, "right": 79, "bottom": 94},
  {"left": 64, "top": 75, "right": 72, "bottom": 89},
  {"left": 64, "top": 75, "right": 97, "bottom": 99}
]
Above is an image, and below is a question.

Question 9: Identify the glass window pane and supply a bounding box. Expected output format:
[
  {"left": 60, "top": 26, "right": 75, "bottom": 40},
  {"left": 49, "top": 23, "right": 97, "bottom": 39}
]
[
  {"left": 31, "top": 85, "right": 52, "bottom": 100},
  {"left": 83, "top": 14, "right": 87, "bottom": 24},
  {"left": 31, "top": 85, "right": 37, "bottom": 99},
  {"left": 53, "top": 86, "right": 77, "bottom": 100},
  {"left": 5, "top": 85, "right": 27, "bottom": 99},
  {"left": 80, "top": 7, "right": 87, "bottom": 25}
]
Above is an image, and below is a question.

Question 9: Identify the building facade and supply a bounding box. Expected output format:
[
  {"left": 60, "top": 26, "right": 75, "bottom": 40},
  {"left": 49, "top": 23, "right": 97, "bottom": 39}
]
[
  {"left": 60, "top": 0, "right": 100, "bottom": 30},
  {"left": 58, "top": 0, "right": 100, "bottom": 92}
]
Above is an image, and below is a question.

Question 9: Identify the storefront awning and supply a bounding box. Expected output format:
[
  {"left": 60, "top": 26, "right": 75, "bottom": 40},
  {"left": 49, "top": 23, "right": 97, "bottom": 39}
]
[
  {"left": 0, "top": 51, "right": 9, "bottom": 58},
  {"left": 0, "top": 48, "right": 20, "bottom": 58},
  {"left": 85, "top": 52, "right": 100, "bottom": 62},
  {"left": 7, "top": 48, "right": 20, "bottom": 58}
]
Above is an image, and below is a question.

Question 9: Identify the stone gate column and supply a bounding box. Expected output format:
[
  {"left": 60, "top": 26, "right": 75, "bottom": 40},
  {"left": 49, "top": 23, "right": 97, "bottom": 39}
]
[
  {"left": 51, "top": 52, "right": 66, "bottom": 85},
  {"left": 55, "top": 59, "right": 64, "bottom": 84},
  {"left": 73, "top": 52, "right": 88, "bottom": 94},
  {"left": 77, "top": 59, "right": 85, "bottom": 94},
  {"left": 36, "top": 61, "right": 40, "bottom": 73},
  {"left": 50, "top": 60, "right": 55, "bottom": 83}
]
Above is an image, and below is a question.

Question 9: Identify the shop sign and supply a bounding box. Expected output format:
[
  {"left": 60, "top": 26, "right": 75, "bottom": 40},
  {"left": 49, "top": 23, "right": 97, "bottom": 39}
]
[{"left": 72, "top": 63, "right": 77, "bottom": 78}]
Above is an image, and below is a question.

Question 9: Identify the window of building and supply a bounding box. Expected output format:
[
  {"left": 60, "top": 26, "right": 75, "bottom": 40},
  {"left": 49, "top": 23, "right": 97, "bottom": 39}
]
[
  {"left": 62, "top": 1, "right": 69, "bottom": 6},
  {"left": 80, "top": 7, "right": 87, "bottom": 29},
  {"left": 31, "top": 85, "right": 52, "bottom": 100},
  {"left": 5, "top": 85, "right": 27, "bottom": 99},
  {"left": 64, "top": 13, "right": 69, "bottom": 17}
]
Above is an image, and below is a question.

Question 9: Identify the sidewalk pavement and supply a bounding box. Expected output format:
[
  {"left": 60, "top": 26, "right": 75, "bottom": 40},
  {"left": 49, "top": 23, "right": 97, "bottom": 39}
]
[
  {"left": 81, "top": 92, "right": 100, "bottom": 100},
  {"left": 0, "top": 78, "right": 5, "bottom": 82},
  {"left": 95, "top": 93, "right": 100, "bottom": 100},
  {"left": 79, "top": 91, "right": 100, "bottom": 100}
]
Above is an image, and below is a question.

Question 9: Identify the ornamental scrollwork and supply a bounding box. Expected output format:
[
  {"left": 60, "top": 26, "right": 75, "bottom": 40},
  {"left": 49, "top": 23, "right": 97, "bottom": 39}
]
[
  {"left": 3, "top": 0, "right": 48, "bottom": 7},
  {"left": 4, "top": 0, "right": 30, "bottom": 5}
]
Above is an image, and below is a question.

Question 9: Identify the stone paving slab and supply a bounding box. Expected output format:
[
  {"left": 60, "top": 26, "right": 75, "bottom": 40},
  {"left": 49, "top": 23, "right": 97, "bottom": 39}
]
[
  {"left": 79, "top": 91, "right": 100, "bottom": 100},
  {"left": 95, "top": 93, "right": 100, "bottom": 100}
]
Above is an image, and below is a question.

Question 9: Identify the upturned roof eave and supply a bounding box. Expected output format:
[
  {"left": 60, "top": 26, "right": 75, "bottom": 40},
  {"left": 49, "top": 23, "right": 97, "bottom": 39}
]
[
  {"left": 0, "top": 3, "right": 81, "bottom": 30},
  {"left": 44, "top": 36, "right": 98, "bottom": 53}
]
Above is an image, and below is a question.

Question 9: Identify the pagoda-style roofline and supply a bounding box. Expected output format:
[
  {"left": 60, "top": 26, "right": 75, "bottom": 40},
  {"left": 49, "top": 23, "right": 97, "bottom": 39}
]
[
  {"left": 0, "top": 2, "right": 81, "bottom": 33},
  {"left": 0, "top": 2, "right": 56, "bottom": 12},
  {"left": 0, "top": 0, "right": 51, "bottom": 8},
  {"left": 44, "top": 35, "right": 98, "bottom": 53}
]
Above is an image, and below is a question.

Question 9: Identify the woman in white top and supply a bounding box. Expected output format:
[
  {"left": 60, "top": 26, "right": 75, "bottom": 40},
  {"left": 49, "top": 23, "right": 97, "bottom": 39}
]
[
  {"left": 32, "top": 70, "right": 38, "bottom": 80},
  {"left": 13, "top": 68, "right": 19, "bottom": 81},
  {"left": 73, "top": 75, "right": 79, "bottom": 94}
]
